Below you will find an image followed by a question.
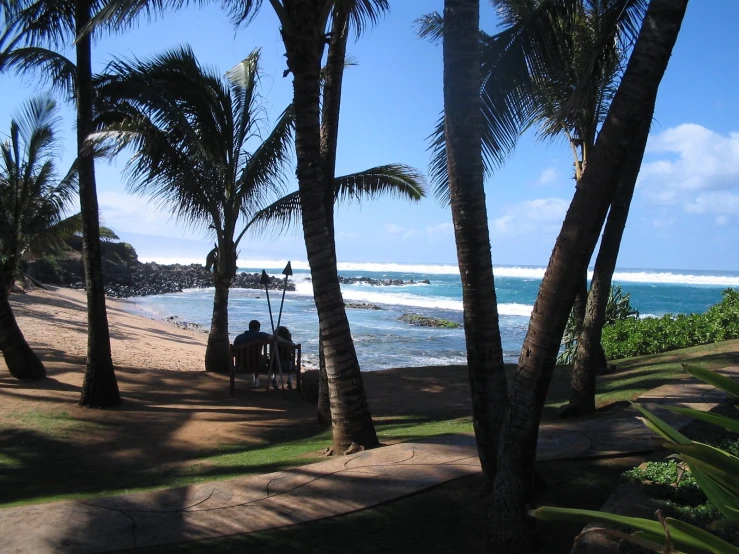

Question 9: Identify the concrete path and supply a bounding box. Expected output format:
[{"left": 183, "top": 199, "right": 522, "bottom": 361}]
[{"left": 1, "top": 367, "right": 735, "bottom": 554}]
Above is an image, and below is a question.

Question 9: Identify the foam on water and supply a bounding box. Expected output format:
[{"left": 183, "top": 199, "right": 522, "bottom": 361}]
[{"left": 292, "top": 281, "right": 532, "bottom": 315}]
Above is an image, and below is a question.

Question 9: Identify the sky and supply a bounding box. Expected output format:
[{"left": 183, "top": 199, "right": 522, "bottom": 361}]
[{"left": 1, "top": 1, "right": 738, "bottom": 271}]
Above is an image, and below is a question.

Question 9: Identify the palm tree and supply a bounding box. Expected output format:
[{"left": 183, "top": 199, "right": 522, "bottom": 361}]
[
  {"left": 88, "top": 0, "right": 390, "bottom": 452},
  {"left": 489, "top": 1, "right": 688, "bottom": 549},
  {"left": 0, "top": 96, "right": 80, "bottom": 380},
  {"left": 438, "top": 0, "right": 509, "bottom": 484},
  {"left": 419, "top": 0, "right": 645, "bottom": 485},
  {"left": 92, "top": 46, "right": 295, "bottom": 374},
  {"left": 1, "top": 0, "right": 120, "bottom": 406}
]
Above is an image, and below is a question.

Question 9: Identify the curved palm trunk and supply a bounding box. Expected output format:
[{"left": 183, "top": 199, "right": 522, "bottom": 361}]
[
  {"left": 316, "top": 8, "right": 349, "bottom": 427},
  {"left": 567, "top": 99, "right": 655, "bottom": 415},
  {"left": 317, "top": 338, "right": 330, "bottom": 425},
  {"left": 443, "top": 0, "right": 507, "bottom": 484},
  {"left": 205, "top": 242, "right": 236, "bottom": 373},
  {"left": 489, "top": 1, "right": 688, "bottom": 550},
  {"left": 0, "top": 283, "right": 46, "bottom": 379},
  {"left": 76, "top": 0, "right": 120, "bottom": 408},
  {"left": 283, "top": 4, "right": 378, "bottom": 452},
  {"left": 571, "top": 270, "right": 588, "bottom": 351}
]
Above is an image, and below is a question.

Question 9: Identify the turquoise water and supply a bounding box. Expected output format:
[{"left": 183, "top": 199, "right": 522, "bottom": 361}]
[{"left": 129, "top": 262, "right": 739, "bottom": 370}]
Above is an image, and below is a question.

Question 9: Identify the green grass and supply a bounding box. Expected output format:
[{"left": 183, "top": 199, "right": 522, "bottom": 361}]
[{"left": 2, "top": 339, "right": 738, "bottom": 509}]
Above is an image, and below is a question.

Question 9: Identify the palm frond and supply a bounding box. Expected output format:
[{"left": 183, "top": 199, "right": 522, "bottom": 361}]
[
  {"left": 237, "top": 104, "right": 294, "bottom": 217},
  {"left": 334, "top": 0, "right": 389, "bottom": 38},
  {"left": 334, "top": 164, "right": 426, "bottom": 205},
  {"left": 239, "top": 189, "right": 301, "bottom": 242},
  {"left": 25, "top": 212, "right": 81, "bottom": 257},
  {"left": 0, "top": 46, "right": 76, "bottom": 97}
]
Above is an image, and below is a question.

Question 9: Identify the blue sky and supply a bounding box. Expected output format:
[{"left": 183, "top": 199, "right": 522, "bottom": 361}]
[{"left": 2, "top": 1, "right": 738, "bottom": 271}]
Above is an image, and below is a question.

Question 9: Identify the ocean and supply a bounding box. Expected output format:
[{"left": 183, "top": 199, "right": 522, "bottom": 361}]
[{"left": 128, "top": 262, "right": 739, "bottom": 370}]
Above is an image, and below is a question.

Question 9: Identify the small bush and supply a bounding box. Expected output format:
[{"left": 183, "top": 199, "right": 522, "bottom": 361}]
[{"left": 602, "top": 288, "right": 739, "bottom": 360}]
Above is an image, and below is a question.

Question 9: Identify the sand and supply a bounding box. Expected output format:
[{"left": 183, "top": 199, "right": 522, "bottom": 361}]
[{"left": 0, "top": 286, "right": 473, "bottom": 472}]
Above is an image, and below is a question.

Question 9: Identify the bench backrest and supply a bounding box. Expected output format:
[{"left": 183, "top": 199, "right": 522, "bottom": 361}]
[{"left": 231, "top": 339, "right": 270, "bottom": 373}]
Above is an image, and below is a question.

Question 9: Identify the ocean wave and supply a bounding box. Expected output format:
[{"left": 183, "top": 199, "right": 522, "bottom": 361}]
[
  {"left": 293, "top": 282, "right": 532, "bottom": 316},
  {"left": 144, "top": 255, "right": 739, "bottom": 287}
]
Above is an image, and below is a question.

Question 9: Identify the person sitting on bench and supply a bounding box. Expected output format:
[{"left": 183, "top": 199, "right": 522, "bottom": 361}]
[
  {"left": 234, "top": 319, "right": 274, "bottom": 388},
  {"left": 272, "top": 326, "right": 296, "bottom": 390}
]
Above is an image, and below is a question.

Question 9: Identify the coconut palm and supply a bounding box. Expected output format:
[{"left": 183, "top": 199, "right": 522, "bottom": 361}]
[
  {"left": 92, "top": 46, "right": 296, "bottom": 374},
  {"left": 418, "top": 0, "right": 646, "bottom": 486},
  {"left": 489, "top": 1, "right": 687, "bottom": 549},
  {"left": 1, "top": 0, "right": 120, "bottom": 406},
  {"left": 0, "top": 96, "right": 80, "bottom": 380},
  {"left": 87, "top": 0, "right": 390, "bottom": 451}
]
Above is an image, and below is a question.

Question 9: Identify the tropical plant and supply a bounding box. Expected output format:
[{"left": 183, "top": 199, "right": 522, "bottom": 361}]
[
  {"left": 92, "top": 46, "right": 295, "bottom": 373},
  {"left": 532, "top": 363, "right": 739, "bottom": 554},
  {"left": 558, "top": 284, "right": 638, "bottom": 364},
  {"left": 0, "top": 96, "right": 79, "bottom": 380},
  {"left": 486, "top": 1, "right": 687, "bottom": 550},
  {"left": 88, "top": 0, "right": 391, "bottom": 452},
  {"left": 601, "top": 289, "right": 739, "bottom": 359},
  {"left": 437, "top": 0, "right": 509, "bottom": 485},
  {"left": 1, "top": 0, "right": 120, "bottom": 406}
]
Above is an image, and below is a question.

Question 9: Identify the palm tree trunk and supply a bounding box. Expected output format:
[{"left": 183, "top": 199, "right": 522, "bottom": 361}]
[
  {"left": 205, "top": 240, "right": 236, "bottom": 373},
  {"left": 76, "top": 0, "right": 120, "bottom": 408},
  {"left": 317, "top": 336, "right": 330, "bottom": 425},
  {"left": 571, "top": 270, "right": 588, "bottom": 353},
  {"left": 0, "top": 282, "right": 46, "bottom": 380},
  {"left": 283, "top": 4, "right": 378, "bottom": 452},
  {"left": 205, "top": 275, "right": 232, "bottom": 373},
  {"left": 443, "top": 0, "right": 507, "bottom": 484},
  {"left": 567, "top": 96, "right": 656, "bottom": 415},
  {"left": 316, "top": 7, "right": 349, "bottom": 427},
  {"left": 489, "top": 1, "right": 688, "bottom": 550}
]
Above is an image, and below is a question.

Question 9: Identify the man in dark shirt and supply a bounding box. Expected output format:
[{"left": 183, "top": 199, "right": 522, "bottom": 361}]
[{"left": 234, "top": 320, "right": 271, "bottom": 387}]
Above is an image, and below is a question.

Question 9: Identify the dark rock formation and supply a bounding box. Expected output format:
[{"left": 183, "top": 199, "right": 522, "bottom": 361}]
[
  {"left": 344, "top": 302, "right": 384, "bottom": 310},
  {"left": 338, "top": 276, "right": 430, "bottom": 286},
  {"left": 398, "top": 314, "right": 460, "bottom": 328},
  {"left": 25, "top": 240, "right": 294, "bottom": 299}
]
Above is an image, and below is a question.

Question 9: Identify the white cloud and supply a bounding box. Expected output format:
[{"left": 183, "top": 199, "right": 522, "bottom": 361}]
[
  {"left": 97, "top": 192, "right": 183, "bottom": 236},
  {"left": 537, "top": 167, "right": 558, "bottom": 185},
  {"left": 490, "top": 197, "right": 569, "bottom": 238},
  {"left": 639, "top": 125, "right": 739, "bottom": 216},
  {"left": 382, "top": 222, "right": 454, "bottom": 241},
  {"left": 684, "top": 192, "right": 739, "bottom": 215},
  {"left": 716, "top": 216, "right": 730, "bottom": 226}
]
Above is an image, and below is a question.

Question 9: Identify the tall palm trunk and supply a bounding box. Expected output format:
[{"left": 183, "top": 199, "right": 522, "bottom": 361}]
[
  {"left": 567, "top": 97, "right": 656, "bottom": 414},
  {"left": 316, "top": 8, "right": 349, "bottom": 426},
  {"left": 0, "top": 282, "right": 46, "bottom": 379},
  {"left": 443, "top": 0, "right": 507, "bottom": 482},
  {"left": 283, "top": 3, "right": 378, "bottom": 452},
  {"left": 76, "top": 0, "right": 120, "bottom": 408},
  {"left": 205, "top": 241, "right": 237, "bottom": 372},
  {"left": 489, "top": 1, "right": 688, "bottom": 550}
]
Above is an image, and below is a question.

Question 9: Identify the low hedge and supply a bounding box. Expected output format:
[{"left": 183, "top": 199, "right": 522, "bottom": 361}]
[{"left": 602, "top": 288, "right": 739, "bottom": 359}]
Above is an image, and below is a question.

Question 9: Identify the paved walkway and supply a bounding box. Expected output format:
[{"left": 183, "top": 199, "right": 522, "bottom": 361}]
[{"left": 1, "top": 367, "right": 736, "bottom": 554}]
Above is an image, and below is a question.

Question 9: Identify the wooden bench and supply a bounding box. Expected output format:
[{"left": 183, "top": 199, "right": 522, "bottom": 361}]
[{"left": 230, "top": 340, "right": 302, "bottom": 396}]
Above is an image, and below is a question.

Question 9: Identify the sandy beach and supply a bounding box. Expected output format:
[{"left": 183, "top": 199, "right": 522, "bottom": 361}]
[
  {"left": 9, "top": 286, "right": 209, "bottom": 373},
  {"left": 0, "top": 286, "right": 473, "bottom": 475}
]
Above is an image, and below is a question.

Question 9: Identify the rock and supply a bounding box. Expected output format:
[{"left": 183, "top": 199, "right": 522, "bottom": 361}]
[
  {"left": 398, "top": 314, "right": 461, "bottom": 328},
  {"left": 344, "top": 302, "right": 384, "bottom": 310},
  {"left": 338, "top": 276, "right": 430, "bottom": 287},
  {"left": 323, "top": 447, "right": 334, "bottom": 457}
]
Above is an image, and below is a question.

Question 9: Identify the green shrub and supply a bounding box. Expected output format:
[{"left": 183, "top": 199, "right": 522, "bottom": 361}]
[
  {"left": 558, "top": 285, "right": 638, "bottom": 364},
  {"left": 602, "top": 288, "right": 739, "bottom": 360}
]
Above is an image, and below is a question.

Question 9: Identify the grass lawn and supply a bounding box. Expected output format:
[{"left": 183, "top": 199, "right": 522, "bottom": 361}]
[{"left": 1, "top": 338, "right": 738, "bottom": 510}]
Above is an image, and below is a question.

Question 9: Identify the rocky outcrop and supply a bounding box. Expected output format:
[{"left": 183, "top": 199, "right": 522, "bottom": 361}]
[
  {"left": 344, "top": 302, "right": 384, "bottom": 310},
  {"left": 338, "top": 276, "right": 430, "bottom": 286},
  {"left": 26, "top": 241, "right": 294, "bottom": 299},
  {"left": 398, "top": 314, "right": 460, "bottom": 328}
]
